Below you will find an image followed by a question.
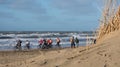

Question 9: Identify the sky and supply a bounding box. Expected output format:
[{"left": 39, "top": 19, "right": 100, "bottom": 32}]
[{"left": 0, "top": 0, "right": 104, "bottom": 31}]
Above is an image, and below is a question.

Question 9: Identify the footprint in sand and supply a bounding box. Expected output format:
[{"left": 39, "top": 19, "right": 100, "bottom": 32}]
[
  {"left": 104, "top": 63, "right": 109, "bottom": 67},
  {"left": 97, "top": 50, "right": 106, "bottom": 56},
  {"left": 55, "top": 65, "right": 59, "bottom": 67},
  {"left": 40, "top": 61, "right": 48, "bottom": 66},
  {"left": 67, "top": 57, "right": 74, "bottom": 60},
  {"left": 6, "top": 64, "right": 9, "bottom": 67},
  {"left": 78, "top": 61, "right": 81, "bottom": 63},
  {"left": 30, "top": 61, "right": 35, "bottom": 63}
]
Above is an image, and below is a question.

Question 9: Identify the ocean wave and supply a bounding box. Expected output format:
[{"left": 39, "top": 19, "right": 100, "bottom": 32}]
[
  {"left": 0, "top": 32, "right": 96, "bottom": 50},
  {"left": 0, "top": 33, "right": 70, "bottom": 39},
  {"left": 0, "top": 36, "right": 13, "bottom": 39}
]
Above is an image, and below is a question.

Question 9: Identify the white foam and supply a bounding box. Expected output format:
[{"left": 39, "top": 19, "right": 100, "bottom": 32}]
[{"left": 0, "top": 32, "right": 96, "bottom": 50}]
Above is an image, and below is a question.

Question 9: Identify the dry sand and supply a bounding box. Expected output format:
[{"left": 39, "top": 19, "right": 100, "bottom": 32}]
[{"left": 0, "top": 30, "right": 120, "bottom": 67}]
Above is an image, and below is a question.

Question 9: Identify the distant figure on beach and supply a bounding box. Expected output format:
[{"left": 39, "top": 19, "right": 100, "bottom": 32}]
[
  {"left": 25, "top": 40, "right": 30, "bottom": 49},
  {"left": 75, "top": 37, "right": 79, "bottom": 47},
  {"left": 38, "top": 39, "right": 43, "bottom": 48},
  {"left": 56, "top": 37, "right": 61, "bottom": 48},
  {"left": 93, "top": 39, "right": 96, "bottom": 44},
  {"left": 70, "top": 37, "right": 75, "bottom": 48},
  {"left": 16, "top": 39, "right": 22, "bottom": 50},
  {"left": 42, "top": 39, "right": 48, "bottom": 49},
  {"left": 47, "top": 38, "right": 53, "bottom": 48}
]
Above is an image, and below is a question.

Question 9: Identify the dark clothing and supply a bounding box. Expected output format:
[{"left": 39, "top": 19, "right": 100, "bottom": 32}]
[
  {"left": 39, "top": 44, "right": 42, "bottom": 48},
  {"left": 75, "top": 38, "right": 79, "bottom": 43},
  {"left": 70, "top": 38, "right": 75, "bottom": 48},
  {"left": 42, "top": 39, "right": 48, "bottom": 49},
  {"left": 71, "top": 42, "right": 75, "bottom": 48},
  {"left": 17, "top": 40, "right": 22, "bottom": 46},
  {"left": 56, "top": 38, "right": 61, "bottom": 48},
  {"left": 75, "top": 38, "right": 79, "bottom": 47},
  {"left": 26, "top": 44, "right": 30, "bottom": 49},
  {"left": 16, "top": 40, "right": 22, "bottom": 50},
  {"left": 56, "top": 42, "right": 61, "bottom": 48},
  {"left": 43, "top": 39, "right": 47, "bottom": 45},
  {"left": 94, "top": 39, "right": 96, "bottom": 44},
  {"left": 26, "top": 41, "right": 30, "bottom": 49}
]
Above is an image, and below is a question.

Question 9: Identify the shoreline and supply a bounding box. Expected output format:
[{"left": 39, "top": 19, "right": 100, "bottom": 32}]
[{"left": 0, "top": 46, "right": 87, "bottom": 52}]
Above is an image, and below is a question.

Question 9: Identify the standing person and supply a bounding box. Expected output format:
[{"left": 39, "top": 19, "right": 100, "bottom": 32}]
[
  {"left": 38, "top": 39, "right": 43, "bottom": 48},
  {"left": 25, "top": 40, "right": 30, "bottom": 49},
  {"left": 16, "top": 39, "right": 22, "bottom": 50},
  {"left": 75, "top": 37, "right": 79, "bottom": 47},
  {"left": 56, "top": 37, "right": 61, "bottom": 48},
  {"left": 93, "top": 38, "right": 96, "bottom": 44},
  {"left": 70, "top": 37, "right": 75, "bottom": 48}
]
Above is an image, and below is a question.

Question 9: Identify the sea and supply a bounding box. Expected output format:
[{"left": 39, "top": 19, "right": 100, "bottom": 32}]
[{"left": 0, "top": 31, "right": 96, "bottom": 51}]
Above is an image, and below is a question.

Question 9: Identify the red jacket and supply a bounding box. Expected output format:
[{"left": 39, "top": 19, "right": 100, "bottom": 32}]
[{"left": 39, "top": 39, "right": 43, "bottom": 44}]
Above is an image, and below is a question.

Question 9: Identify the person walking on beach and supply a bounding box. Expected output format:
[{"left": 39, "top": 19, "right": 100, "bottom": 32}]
[
  {"left": 38, "top": 39, "right": 43, "bottom": 48},
  {"left": 25, "top": 40, "right": 30, "bottom": 49},
  {"left": 70, "top": 37, "right": 75, "bottom": 48},
  {"left": 56, "top": 37, "right": 61, "bottom": 48},
  {"left": 16, "top": 39, "right": 22, "bottom": 50},
  {"left": 75, "top": 37, "right": 79, "bottom": 47},
  {"left": 93, "top": 38, "right": 96, "bottom": 44}
]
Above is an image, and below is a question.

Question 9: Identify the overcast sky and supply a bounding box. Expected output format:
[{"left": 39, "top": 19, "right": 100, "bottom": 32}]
[{"left": 0, "top": 0, "right": 105, "bottom": 31}]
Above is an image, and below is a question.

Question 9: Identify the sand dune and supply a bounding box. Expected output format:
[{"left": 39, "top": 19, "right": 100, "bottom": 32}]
[{"left": 0, "top": 31, "right": 120, "bottom": 67}]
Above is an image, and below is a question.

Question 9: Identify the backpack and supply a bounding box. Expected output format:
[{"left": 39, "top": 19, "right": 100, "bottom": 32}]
[{"left": 75, "top": 38, "right": 79, "bottom": 43}]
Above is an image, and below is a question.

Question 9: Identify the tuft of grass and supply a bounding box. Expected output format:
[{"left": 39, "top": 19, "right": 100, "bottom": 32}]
[{"left": 97, "top": 0, "right": 120, "bottom": 40}]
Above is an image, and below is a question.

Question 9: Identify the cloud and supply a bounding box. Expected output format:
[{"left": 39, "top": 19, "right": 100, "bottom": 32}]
[
  {"left": 49, "top": 0, "right": 97, "bottom": 15},
  {"left": 0, "top": 0, "right": 13, "bottom": 4},
  {"left": 51, "top": 0, "right": 91, "bottom": 8},
  {"left": 11, "top": 0, "right": 46, "bottom": 14},
  {"left": 0, "top": 0, "right": 47, "bottom": 14},
  {"left": 0, "top": 12, "right": 14, "bottom": 18},
  {"left": 0, "top": 0, "right": 52, "bottom": 23}
]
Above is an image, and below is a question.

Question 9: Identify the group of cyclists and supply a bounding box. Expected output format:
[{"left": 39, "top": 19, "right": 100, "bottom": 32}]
[
  {"left": 15, "top": 37, "right": 61, "bottom": 50},
  {"left": 38, "top": 37, "right": 61, "bottom": 49},
  {"left": 15, "top": 37, "right": 80, "bottom": 50}
]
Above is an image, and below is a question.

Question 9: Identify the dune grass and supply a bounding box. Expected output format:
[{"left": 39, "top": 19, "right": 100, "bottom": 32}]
[{"left": 97, "top": 0, "right": 120, "bottom": 40}]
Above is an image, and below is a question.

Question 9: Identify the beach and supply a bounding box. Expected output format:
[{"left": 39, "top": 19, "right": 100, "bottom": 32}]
[
  {"left": 1, "top": 0, "right": 120, "bottom": 67},
  {"left": 0, "top": 31, "right": 95, "bottom": 51},
  {"left": 0, "top": 30, "right": 120, "bottom": 67}
]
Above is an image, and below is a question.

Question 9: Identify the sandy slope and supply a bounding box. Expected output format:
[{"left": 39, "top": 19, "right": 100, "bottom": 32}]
[{"left": 0, "top": 31, "right": 120, "bottom": 67}]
